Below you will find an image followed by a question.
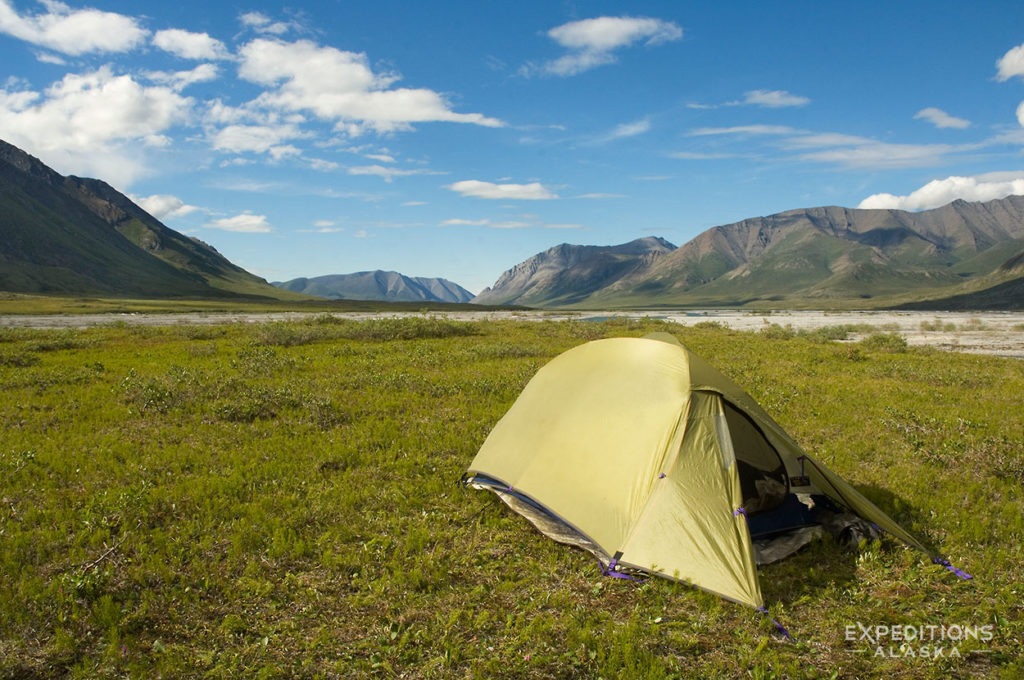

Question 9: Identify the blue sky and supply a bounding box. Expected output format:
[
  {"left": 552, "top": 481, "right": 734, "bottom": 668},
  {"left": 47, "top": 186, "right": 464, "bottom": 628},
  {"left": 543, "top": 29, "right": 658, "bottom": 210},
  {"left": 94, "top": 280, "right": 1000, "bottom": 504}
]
[{"left": 2, "top": 1, "right": 1024, "bottom": 293}]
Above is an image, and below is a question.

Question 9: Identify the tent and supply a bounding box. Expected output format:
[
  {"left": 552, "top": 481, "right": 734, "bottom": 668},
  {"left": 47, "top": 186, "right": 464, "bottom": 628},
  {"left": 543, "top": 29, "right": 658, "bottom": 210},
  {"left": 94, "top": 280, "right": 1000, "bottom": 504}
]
[{"left": 464, "top": 333, "right": 963, "bottom": 612}]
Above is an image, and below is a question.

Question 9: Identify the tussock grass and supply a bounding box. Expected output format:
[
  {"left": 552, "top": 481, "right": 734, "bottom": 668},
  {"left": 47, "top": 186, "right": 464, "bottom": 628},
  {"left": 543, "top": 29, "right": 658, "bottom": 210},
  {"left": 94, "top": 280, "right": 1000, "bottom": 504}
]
[{"left": 0, "top": 319, "right": 1021, "bottom": 678}]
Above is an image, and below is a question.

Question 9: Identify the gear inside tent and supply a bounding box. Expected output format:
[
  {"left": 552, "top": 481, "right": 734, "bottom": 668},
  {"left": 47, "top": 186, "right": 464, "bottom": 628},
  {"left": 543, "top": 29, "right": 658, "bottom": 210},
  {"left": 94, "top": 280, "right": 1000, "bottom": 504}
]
[{"left": 463, "top": 333, "right": 957, "bottom": 611}]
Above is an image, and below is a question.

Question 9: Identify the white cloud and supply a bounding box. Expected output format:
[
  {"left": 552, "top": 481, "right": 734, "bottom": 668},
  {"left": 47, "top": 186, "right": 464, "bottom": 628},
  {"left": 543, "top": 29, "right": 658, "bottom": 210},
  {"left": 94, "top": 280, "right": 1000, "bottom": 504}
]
[
  {"left": 996, "top": 43, "right": 1024, "bottom": 81},
  {"left": 210, "top": 123, "right": 304, "bottom": 154},
  {"left": 401, "top": 200, "right": 426, "bottom": 206},
  {"left": 237, "top": 38, "right": 503, "bottom": 134},
  {"left": 742, "top": 89, "right": 809, "bottom": 108},
  {"left": 441, "top": 217, "right": 580, "bottom": 229},
  {"left": 365, "top": 153, "right": 396, "bottom": 162},
  {"left": 858, "top": 174, "right": 1024, "bottom": 211},
  {"left": 298, "top": 226, "right": 344, "bottom": 233},
  {"left": 914, "top": 107, "right": 970, "bottom": 129},
  {"left": 687, "top": 124, "right": 966, "bottom": 170},
  {"left": 440, "top": 218, "right": 490, "bottom": 226},
  {"left": 239, "top": 11, "right": 293, "bottom": 36},
  {"left": 447, "top": 180, "right": 558, "bottom": 200},
  {"left": 35, "top": 51, "right": 65, "bottom": 64},
  {"left": 133, "top": 193, "right": 200, "bottom": 219},
  {"left": 602, "top": 118, "right": 650, "bottom": 141},
  {"left": 779, "top": 132, "right": 874, "bottom": 148},
  {"left": 536, "top": 16, "right": 682, "bottom": 77},
  {"left": 0, "top": 0, "right": 147, "bottom": 55},
  {"left": 153, "top": 28, "right": 228, "bottom": 60},
  {"left": 268, "top": 144, "right": 300, "bottom": 160},
  {"left": 797, "top": 142, "right": 954, "bottom": 169},
  {"left": 347, "top": 164, "right": 440, "bottom": 182},
  {"left": 0, "top": 67, "right": 192, "bottom": 186},
  {"left": 298, "top": 220, "right": 343, "bottom": 233},
  {"left": 688, "top": 125, "right": 799, "bottom": 136},
  {"left": 145, "top": 63, "right": 219, "bottom": 91},
  {"left": 307, "top": 157, "right": 339, "bottom": 171},
  {"left": 205, "top": 212, "right": 271, "bottom": 232}
]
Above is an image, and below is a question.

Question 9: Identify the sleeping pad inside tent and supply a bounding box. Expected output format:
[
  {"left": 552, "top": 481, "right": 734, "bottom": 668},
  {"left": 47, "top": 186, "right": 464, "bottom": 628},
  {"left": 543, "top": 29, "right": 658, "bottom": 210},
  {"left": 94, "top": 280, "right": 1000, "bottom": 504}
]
[{"left": 463, "top": 333, "right": 946, "bottom": 611}]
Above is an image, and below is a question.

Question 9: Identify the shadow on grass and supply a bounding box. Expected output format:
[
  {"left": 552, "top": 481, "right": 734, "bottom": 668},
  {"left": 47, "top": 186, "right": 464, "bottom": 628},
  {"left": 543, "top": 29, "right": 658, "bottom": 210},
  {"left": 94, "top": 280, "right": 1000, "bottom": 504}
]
[{"left": 758, "top": 484, "right": 937, "bottom": 606}]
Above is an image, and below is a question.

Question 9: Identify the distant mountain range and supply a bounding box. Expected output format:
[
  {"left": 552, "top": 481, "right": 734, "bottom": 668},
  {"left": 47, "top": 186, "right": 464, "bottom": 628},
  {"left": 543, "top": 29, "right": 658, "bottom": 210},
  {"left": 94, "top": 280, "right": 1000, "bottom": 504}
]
[
  {"left": 0, "top": 139, "right": 300, "bottom": 300},
  {"left": 4, "top": 136, "right": 1023, "bottom": 310},
  {"left": 474, "top": 199, "right": 1024, "bottom": 309},
  {"left": 273, "top": 271, "right": 474, "bottom": 303}
]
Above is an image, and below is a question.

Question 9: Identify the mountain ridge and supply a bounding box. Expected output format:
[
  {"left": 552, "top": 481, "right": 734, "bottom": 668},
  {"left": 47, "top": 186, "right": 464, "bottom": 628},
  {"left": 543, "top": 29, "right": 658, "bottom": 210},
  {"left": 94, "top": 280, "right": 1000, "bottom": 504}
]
[
  {"left": 273, "top": 270, "right": 474, "bottom": 303},
  {"left": 0, "top": 138, "right": 300, "bottom": 300},
  {"left": 475, "top": 198, "right": 1024, "bottom": 308}
]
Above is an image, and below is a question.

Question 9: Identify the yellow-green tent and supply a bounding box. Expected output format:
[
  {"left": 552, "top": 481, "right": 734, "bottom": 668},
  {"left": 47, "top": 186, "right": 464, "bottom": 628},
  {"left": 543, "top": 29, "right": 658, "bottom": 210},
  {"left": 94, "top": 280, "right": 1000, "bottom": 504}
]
[{"left": 465, "top": 333, "right": 936, "bottom": 610}]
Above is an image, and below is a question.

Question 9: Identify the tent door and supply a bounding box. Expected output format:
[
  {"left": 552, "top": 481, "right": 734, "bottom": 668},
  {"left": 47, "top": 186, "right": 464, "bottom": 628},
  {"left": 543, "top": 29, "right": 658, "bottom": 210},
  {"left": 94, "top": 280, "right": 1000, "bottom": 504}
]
[{"left": 721, "top": 400, "right": 789, "bottom": 515}]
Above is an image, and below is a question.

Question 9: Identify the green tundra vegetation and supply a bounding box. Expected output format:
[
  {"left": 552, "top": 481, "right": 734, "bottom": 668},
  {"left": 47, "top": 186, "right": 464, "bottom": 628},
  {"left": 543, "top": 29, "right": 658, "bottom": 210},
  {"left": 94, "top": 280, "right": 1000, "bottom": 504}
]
[{"left": 0, "top": 317, "right": 1021, "bottom": 679}]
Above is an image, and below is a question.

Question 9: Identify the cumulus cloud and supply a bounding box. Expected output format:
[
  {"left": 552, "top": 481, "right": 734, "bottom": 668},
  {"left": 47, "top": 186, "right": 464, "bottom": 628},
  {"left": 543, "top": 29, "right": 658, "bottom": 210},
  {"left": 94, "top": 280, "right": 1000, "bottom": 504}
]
[
  {"left": 742, "top": 89, "right": 809, "bottom": 108},
  {"left": 210, "top": 123, "right": 305, "bottom": 155},
  {"left": 914, "top": 107, "right": 970, "bottom": 129},
  {"left": 858, "top": 174, "right": 1024, "bottom": 211},
  {"left": 447, "top": 180, "right": 558, "bottom": 200},
  {"left": 153, "top": 28, "right": 229, "bottom": 60},
  {"left": 236, "top": 38, "right": 503, "bottom": 134},
  {"left": 996, "top": 43, "right": 1024, "bottom": 81},
  {"left": 205, "top": 212, "right": 272, "bottom": 232},
  {"left": 133, "top": 193, "right": 200, "bottom": 219},
  {"left": 0, "top": 66, "right": 191, "bottom": 185},
  {"left": 534, "top": 16, "right": 681, "bottom": 77},
  {"left": 0, "top": 0, "right": 147, "bottom": 55}
]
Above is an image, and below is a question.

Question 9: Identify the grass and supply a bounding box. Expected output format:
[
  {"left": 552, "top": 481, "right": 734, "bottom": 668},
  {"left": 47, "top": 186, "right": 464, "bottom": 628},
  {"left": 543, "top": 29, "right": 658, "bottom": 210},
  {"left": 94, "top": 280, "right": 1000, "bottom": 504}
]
[
  {"left": 0, "top": 292, "right": 517, "bottom": 316},
  {"left": 1, "top": 317, "right": 1021, "bottom": 678}
]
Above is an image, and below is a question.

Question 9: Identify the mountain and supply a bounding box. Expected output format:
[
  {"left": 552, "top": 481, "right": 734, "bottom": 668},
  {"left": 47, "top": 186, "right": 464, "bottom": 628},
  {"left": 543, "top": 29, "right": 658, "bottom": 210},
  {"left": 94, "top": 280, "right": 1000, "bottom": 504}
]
[
  {"left": 0, "top": 138, "right": 298, "bottom": 300},
  {"left": 472, "top": 236, "right": 676, "bottom": 306},
  {"left": 273, "top": 270, "right": 475, "bottom": 303},
  {"left": 475, "top": 199, "right": 1024, "bottom": 309}
]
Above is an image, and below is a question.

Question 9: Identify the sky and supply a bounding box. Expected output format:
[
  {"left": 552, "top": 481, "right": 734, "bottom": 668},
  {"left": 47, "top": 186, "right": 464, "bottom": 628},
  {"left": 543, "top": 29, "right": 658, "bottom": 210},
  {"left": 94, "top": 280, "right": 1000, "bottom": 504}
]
[{"left": 2, "top": 1, "right": 1024, "bottom": 294}]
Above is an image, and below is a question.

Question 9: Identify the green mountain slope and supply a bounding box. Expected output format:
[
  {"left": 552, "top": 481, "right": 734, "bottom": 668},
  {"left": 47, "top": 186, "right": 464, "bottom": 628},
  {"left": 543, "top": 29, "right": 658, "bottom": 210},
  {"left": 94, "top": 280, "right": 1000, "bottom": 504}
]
[
  {"left": 0, "top": 139, "right": 304, "bottom": 300},
  {"left": 479, "top": 199, "right": 1024, "bottom": 309}
]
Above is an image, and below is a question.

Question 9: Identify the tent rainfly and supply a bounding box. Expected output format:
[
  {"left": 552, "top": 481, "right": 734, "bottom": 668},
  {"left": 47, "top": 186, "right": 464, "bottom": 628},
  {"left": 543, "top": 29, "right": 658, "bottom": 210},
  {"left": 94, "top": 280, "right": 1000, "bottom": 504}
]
[{"left": 463, "top": 333, "right": 969, "bottom": 615}]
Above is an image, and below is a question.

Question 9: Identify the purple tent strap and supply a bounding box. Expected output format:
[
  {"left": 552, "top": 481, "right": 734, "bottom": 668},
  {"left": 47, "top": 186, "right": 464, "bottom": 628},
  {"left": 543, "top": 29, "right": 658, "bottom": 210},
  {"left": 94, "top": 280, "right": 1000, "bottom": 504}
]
[
  {"left": 734, "top": 507, "right": 747, "bottom": 518},
  {"left": 599, "top": 557, "right": 645, "bottom": 583},
  {"left": 932, "top": 557, "right": 973, "bottom": 580},
  {"left": 757, "top": 607, "right": 792, "bottom": 640}
]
